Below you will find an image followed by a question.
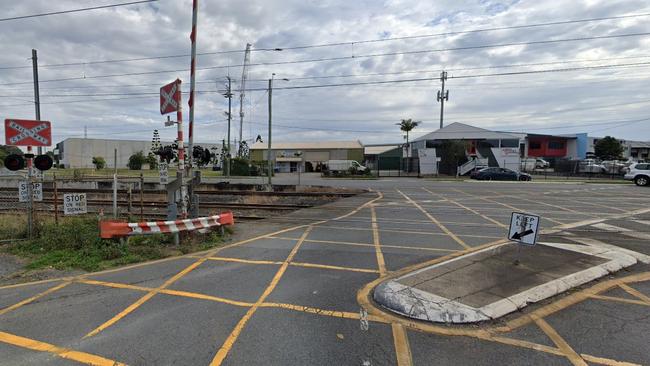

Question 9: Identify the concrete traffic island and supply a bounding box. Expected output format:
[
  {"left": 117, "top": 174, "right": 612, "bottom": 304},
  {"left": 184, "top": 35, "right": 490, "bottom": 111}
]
[{"left": 373, "top": 241, "right": 638, "bottom": 323}]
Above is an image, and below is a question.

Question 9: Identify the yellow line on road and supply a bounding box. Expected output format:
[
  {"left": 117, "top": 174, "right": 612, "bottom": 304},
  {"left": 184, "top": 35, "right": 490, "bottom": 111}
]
[
  {"left": 290, "top": 262, "right": 380, "bottom": 274},
  {"left": 581, "top": 354, "right": 642, "bottom": 366},
  {"left": 84, "top": 258, "right": 206, "bottom": 338},
  {"left": 210, "top": 226, "right": 314, "bottom": 365},
  {"left": 619, "top": 284, "right": 650, "bottom": 304},
  {"left": 392, "top": 323, "right": 413, "bottom": 366},
  {"left": 0, "top": 330, "right": 127, "bottom": 366},
  {"left": 259, "top": 302, "right": 386, "bottom": 322},
  {"left": 451, "top": 187, "right": 565, "bottom": 225},
  {"left": 269, "top": 236, "right": 459, "bottom": 253},
  {"left": 0, "top": 281, "right": 71, "bottom": 317},
  {"left": 422, "top": 187, "right": 508, "bottom": 229},
  {"left": 206, "top": 257, "right": 282, "bottom": 265},
  {"left": 371, "top": 203, "right": 387, "bottom": 274},
  {"left": 486, "top": 189, "right": 598, "bottom": 218},
  {"left": 534, "top": 317, "right": 587, "bottom": 366},
  {"left": 397, "top": 189, "right": 471, "bottom": 249},
  {"left": 589, "top": 294, "right": 650, "bottom": 307},
  {"left": 313, "top": 224, "right": 502, "bottom": 239}
]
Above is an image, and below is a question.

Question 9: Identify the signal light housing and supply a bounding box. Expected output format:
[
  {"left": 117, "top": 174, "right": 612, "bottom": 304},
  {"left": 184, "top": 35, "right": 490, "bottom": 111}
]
[
  {"left": 4, "top": 154, "right": 25, "bottom": 171},
  {"left": 34, "top": 154, "right": 53, "bottom": 171}
]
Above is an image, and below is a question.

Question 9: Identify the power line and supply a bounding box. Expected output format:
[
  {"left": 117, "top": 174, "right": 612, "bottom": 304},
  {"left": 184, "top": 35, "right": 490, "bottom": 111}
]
[
  {"left": 2, "top": 31, "right": 650, "bottom": 86},
  {"left": 0, "top": 0, "right": 158, "bottom": 22},
  {"left": 1, "top": 12, "right": 649, "bottom": 70}
]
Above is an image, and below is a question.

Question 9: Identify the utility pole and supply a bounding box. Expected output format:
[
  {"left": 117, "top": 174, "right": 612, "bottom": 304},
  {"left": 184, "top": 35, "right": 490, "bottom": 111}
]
[
  {"left": 32, "top": 49, "right": 42, "bottom": 155},
  {"left": 223, "top": 77, "right": 233, "bottom": 177},
  {"left": 437, "top": 70, "right": 449, "bottom": 129},
  {"left": 267, "top": 76, "right": 274, "bottom": 187}
]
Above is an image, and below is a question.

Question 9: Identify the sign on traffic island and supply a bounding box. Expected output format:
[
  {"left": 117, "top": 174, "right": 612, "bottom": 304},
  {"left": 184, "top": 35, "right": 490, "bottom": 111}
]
[{"left": 509, "top": 212, "right": 540, "bottom": 245}]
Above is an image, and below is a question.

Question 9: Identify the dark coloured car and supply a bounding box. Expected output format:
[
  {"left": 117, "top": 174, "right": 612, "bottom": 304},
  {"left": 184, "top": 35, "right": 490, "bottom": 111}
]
[{"left": 470, "top": 167, "right": 532, "bottom": 181}]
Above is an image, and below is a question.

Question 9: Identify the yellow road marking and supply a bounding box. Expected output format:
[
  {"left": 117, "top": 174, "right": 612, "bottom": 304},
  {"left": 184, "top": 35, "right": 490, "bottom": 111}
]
[
  {"left": 0, "top": 330, "right": 127, "bottom": 366},
  {"left": 371, "top": 204, "right": 387, "bottom": 274},
  {"left": 0, "top": 277, "right": 68, "bottom": 291},
  {"left": 422, "top": 187, "right": 508, "bottom": 229},
  {"left": 290, "top": 261, "right": 380, "bottom": 274},
  {"left": 581, "top": 354, "right": 642, "bottom": 366},
  {"left": 450, "top": 187, "right": 565, "bottom": 225},
  {"left": 0, "top": 281, "right": 71, "bottom": 317},
  {"left": 84, "top": 258, "right": 207, "bottom": 338},
  {"left": 397, "top": 189, "right": 471, "bottom": 249},
  {"left": 210, "top": 226, "right": 314, "bottom": 365},
  {"left": 206, "top": 257, "right": 282, "bottom": 265},
  {"left": 314, "top": 224, "right": 502, "bottom": 238},
  {"left": 269, "top": 236, "right": 458, "bottom": 253},
  {"left": 534, "top": 317, "right": 587, "bottom": 366},
  {"left": 589, "top": 294, "right": 650, "bottom": 307},
  {"left": 619, "top": 284, "right": 650, "bottom": 304},
  {"left": 486, "top": 189, "right": 598, "bottom": 218},
  {"left": 259, "top": 302, "right": 385, "bottom": 322},
  {"left": 392, "top": 323, "right": 413, "bottom": 366}
]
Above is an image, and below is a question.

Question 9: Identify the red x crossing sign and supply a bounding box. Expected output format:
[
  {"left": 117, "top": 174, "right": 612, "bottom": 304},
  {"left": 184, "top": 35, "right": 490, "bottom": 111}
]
[
  {"left": 4, "top": 119, "right": 52, "bottom": 146},
  {"left": 160, "top": 79, "right": 181, "bottom": 115}
]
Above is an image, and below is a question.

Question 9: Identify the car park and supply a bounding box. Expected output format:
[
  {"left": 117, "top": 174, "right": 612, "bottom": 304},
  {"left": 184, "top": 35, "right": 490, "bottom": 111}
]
[
  {"left": 470, "top": 167, "right": 532, "bottom": 181},
  {"left": 624, "top": 163, "right": 650, "bottom": 186}
]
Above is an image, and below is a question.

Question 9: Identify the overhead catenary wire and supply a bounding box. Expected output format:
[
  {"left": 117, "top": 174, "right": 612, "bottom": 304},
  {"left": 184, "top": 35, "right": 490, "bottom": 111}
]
[
  {"left": 0, "top": 0, "right": 158, "bottom": 22},
  {"left": 1, "top": 12, "right": 649, "bottom": 70},
  {"left": 2, "top": 31, "right": 650, "bottom": 86}
]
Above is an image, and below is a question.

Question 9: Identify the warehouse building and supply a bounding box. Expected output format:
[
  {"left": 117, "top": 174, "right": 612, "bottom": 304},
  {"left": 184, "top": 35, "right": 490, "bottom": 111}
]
[
  {"left": 55, "top": 138, "right": 222, "bottom": 169},
  {"left": 250, "top": 140, "right": 364, "bottom": 173}
]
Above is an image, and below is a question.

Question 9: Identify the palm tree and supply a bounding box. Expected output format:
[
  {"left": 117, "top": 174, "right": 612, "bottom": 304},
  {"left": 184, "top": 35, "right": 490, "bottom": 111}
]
[{"left": 397, "top": 119, "right": 420, "bottom": 172}]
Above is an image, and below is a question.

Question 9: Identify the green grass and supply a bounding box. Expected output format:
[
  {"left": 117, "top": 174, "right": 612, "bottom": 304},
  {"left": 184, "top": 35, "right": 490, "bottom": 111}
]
[{"left": 0, "top": 214, "right": 228, "bottom": 272}]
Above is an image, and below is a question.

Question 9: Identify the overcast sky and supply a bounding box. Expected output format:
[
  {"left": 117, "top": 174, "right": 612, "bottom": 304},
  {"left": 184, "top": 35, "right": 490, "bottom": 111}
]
[{"left": 1, "top": 0, "right": 650, "bottom": 149}]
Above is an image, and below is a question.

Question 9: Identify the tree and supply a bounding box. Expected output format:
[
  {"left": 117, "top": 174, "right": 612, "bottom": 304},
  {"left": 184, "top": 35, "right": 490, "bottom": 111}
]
[
  {"left": 127, "top": 151, "right": 146, "bottom": 170},
  {"left": 594, "top": 136, "right": 624, "bottom": 160},
  {"left": 437, "top": 140, "right": 469, "bottom": 175},
  {"left": 145, "top": 153, "right": 158, "bottom": 170},
  {"left": 92, "top": 156, "right": 106, "bottom": 170},
  {"left": 397, "top": 119, "right": 420, "bottom": 172}
]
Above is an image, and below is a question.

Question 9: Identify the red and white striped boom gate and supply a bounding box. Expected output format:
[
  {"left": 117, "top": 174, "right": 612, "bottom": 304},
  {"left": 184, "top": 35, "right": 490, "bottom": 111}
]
[{"left": 100, "top": 212, "right": 234, "bottom": 239}]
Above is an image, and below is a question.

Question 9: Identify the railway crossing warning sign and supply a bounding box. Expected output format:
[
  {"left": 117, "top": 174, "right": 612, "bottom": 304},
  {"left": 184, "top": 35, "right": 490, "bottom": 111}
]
[
  {"left": 159, "top": 162, "right": 169, "bottom": 185},
  {"left": 4, "top": 119, "right": 52, "bottom": 146},
  {"left": 63, "top": 193, "right": 87, "bottom": 215},
  {"left": 160, "top": 79, "right": 181, "bottom": 114},
  {"left": 509, "top": 212, "right": 540, "bottom": 246}
]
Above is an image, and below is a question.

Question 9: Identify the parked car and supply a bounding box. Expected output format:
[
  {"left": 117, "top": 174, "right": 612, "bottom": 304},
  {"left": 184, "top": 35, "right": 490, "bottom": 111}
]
[
  {"left": 602, "top": 160, "right": 632, "bottom": 174},
  {"left": 535, "top": 158, "right": 550, "bottom": 169},
  {"left": 326, "top": 160, "right": 367, "bottom": 174},
  {"left": 578, "top": 160, "right": 607, "bottom": 173},
  {"left": 470, "top": 167, "right": 532, "bottom": 181},
  {"left": 624, "top": 163, "right": 650, "bottom": 186}
]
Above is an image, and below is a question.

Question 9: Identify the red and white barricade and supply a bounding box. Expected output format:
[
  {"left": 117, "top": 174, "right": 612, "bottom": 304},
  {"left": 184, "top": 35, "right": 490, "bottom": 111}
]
[{"left": 100, "top": 212, "right": 234, "bottom": 239}]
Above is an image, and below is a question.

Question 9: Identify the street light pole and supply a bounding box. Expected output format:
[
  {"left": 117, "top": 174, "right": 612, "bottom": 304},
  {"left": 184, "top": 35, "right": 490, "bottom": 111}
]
[
  {"left": 267, "top": 75, "right": 274, "bottom": 187},
  {"left": 224, "top": 77, "right": 233, "bottom": 177}
]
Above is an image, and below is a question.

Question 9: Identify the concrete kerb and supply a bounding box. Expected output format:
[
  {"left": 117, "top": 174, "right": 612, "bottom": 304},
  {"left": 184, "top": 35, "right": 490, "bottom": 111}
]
[{"left": 372, "top": 241, "right": 638, "bottom": 324}]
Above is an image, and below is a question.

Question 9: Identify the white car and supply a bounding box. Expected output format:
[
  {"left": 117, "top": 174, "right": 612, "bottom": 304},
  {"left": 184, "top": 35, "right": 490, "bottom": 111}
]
[{"left": 624, "top": 163, "right": 650, "bottom": 186}]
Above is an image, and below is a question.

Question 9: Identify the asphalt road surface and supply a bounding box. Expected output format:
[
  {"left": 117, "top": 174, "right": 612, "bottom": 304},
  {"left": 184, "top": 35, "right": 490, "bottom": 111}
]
[{"left": 1, "top": 179, "right": 649, "bottom": 366}]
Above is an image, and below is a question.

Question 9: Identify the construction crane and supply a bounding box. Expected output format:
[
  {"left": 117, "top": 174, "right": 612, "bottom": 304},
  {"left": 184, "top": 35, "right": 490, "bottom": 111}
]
[{"left": 238, "top": 43, "right": 251, "bottom": 157}]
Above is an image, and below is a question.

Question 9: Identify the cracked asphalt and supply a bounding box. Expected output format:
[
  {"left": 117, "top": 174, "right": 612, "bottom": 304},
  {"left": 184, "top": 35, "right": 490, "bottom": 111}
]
[{"left": 1, "top": 179, "right": 649, "bottom": 366}]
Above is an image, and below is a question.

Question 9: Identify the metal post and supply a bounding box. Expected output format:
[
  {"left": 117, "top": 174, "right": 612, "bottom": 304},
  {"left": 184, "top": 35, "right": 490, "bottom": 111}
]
[
  {"left": 176, "top": 80, "right": 188, "bottom": 218},
  {"left": 437, "top": 71, "right": 449, "bottom": 129},
  {"left": 127, "top": 185, "right": 132, "bottom": 215},
  {"left": 267, "top": 77, "right": 273, "bottom": 187},
  {"left": 114, "top": 148, "right": 118, "bottom": 175},
  {"left": 225, "top": 77, "right": 232, "bottom": 177},
  {"left": 113, "top": 173, "right": 118, "bottom": 218},
  {"left": 32, "top": 49, "right": 43, "bottom": 156},
  {"left": 53, "top": 172, "right": 59, "bottom": 224},
  {"left": 140, "top": 173, "right": 144, "bottom": 221},
  {"left": 27, "top": 146, "right": 34, "bottom": 239},
  {"left": 188, "top": 0, "right": 199, "bottom": 167}
]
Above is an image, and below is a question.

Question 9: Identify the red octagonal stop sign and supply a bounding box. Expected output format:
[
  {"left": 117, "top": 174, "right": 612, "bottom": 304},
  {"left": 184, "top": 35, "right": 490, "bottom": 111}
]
[{"left": 160, "top": 79, "right": 181, "bottom": 115}]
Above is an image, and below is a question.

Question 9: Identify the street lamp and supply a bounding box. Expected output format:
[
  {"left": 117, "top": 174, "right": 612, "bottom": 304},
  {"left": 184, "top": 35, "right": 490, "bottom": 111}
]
[{"left": 267, "top": 74, "right": 289, "bottom": 187}]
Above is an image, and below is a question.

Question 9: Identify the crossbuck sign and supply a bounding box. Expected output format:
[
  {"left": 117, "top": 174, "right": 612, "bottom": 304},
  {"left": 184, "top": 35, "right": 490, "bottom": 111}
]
[
  {"left": 160, "top": 79, "right": 181, "bottom": 115},
  {"left": 4, "top": 119, "right": 52, "bottom": 146}
]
